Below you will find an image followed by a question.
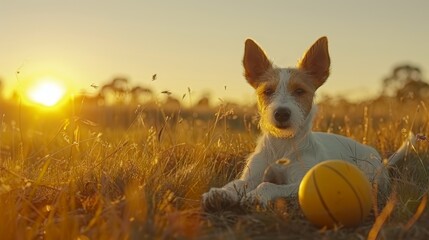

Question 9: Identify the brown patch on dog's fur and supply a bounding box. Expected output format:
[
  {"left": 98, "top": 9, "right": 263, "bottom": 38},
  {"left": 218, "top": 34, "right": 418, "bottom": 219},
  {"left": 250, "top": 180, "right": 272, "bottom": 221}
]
[
  {"left": 255, "top": 68, "right": 280, "bottom": 110},
  {"left": 287, "top": 69, "right": 317, "bottom": 116}
]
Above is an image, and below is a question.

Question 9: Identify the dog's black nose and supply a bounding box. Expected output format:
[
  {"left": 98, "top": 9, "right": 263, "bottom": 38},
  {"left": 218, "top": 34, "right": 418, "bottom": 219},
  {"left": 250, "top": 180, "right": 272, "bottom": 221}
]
[{"left": 274, "top": 108, "right": 291, "bottom": 123}]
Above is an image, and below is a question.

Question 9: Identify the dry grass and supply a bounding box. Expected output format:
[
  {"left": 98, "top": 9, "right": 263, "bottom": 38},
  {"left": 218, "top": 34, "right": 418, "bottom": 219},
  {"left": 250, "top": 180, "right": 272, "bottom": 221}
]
[{"left": 0, "top": 98, "right": 428, "bottom": 239}]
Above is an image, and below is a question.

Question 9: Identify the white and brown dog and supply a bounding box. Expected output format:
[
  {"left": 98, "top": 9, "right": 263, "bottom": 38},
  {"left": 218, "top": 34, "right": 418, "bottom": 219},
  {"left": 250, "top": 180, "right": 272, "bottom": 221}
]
[{"left": 202, "top": 36, "right": 414, "bottom": 208}]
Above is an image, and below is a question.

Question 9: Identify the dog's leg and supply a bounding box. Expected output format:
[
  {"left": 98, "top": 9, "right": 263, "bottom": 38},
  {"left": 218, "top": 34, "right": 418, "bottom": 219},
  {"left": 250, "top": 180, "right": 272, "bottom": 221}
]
[
  {"left": 263, "top": 159, "right": 290, "bottom": 184},
  {"left": 244, "top": 182, "right": 299, "bottom": 207},
  {"left": 202, "top": 150, "right": 271, "bottom": 210},
  {"left": 202, "top": 179, "right": 247, "bottom": 202},
  {"left": 202, "top": 179, "right": 255, "bottom": 211}
]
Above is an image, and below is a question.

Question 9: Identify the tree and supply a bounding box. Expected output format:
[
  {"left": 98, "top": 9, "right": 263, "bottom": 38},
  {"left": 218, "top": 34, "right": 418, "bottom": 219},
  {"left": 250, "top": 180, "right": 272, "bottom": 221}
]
[
  {"left": 381, "top": 64, "right": 429, "bottom": 100},
  {"left": 100, "top": 77, "right": 130, "bottom": 105},
  {"left": 130, "top": 86, "right": 153, "bottom": 104},
  {"left": 396, "top": 80, "right": 429, "bottom": 100}
]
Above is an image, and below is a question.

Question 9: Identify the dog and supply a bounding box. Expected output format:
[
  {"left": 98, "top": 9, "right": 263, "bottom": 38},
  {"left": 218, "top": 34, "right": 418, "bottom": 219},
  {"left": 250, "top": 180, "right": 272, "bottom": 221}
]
[{"left": 202, "top": 36, "right": 415, "bottom": 209}]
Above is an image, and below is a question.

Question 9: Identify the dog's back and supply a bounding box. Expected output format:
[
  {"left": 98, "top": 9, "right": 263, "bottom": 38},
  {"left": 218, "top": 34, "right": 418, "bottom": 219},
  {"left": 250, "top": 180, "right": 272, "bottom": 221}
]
[{"left": 310, "top": 132, "right": 384, "bottom": 183}]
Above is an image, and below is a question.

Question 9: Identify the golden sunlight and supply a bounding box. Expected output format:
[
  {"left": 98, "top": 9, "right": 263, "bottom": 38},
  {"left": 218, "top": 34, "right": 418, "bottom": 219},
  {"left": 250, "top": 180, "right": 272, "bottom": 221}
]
[{"left": 27, "top": 79, "right": 66, "bottom": 107}]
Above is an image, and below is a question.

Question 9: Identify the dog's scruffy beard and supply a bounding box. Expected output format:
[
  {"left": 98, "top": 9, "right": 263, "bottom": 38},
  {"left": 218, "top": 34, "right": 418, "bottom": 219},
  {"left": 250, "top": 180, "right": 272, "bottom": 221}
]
[
  {"left": 259, "top": 105, "right": 317, "bottom": 139},
  {"left": 259, "top": 112, "right": 305, "bottom": 139}
]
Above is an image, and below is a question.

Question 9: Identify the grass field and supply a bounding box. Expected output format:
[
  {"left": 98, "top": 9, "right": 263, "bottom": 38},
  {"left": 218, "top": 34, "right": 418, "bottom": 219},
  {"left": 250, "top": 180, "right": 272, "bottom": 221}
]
[{"left": 0, "top": 97, "right": 428, "bottom": 239}]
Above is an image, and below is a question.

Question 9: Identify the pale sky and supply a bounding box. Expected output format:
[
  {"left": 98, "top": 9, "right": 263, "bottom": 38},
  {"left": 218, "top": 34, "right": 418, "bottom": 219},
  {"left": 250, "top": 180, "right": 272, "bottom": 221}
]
[{"left": 1, "top": 0, "right": 428, "bottom": 104}]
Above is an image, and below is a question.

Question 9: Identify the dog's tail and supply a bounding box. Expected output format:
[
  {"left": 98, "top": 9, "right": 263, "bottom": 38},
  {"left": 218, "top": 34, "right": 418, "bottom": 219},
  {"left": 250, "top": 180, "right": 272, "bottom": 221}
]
[{"left": 384, "top": 132, "right": 416, "bottom": 166}]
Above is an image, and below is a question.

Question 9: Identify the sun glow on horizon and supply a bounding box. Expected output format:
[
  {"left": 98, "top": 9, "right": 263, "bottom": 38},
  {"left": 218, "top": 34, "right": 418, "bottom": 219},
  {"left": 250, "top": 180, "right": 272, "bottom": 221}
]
[{"left": 27, "top": 79, "right": 66, "bottom": 107}]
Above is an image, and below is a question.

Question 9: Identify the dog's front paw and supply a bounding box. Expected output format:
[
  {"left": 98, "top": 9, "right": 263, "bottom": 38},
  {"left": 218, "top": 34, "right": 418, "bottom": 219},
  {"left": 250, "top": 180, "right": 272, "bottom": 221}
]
[
  {"left": 242, "top": 182, "right": 275, "bottom": 208},
  {"left": 202, "top": 188, "right": 239, "bottom": 212}
]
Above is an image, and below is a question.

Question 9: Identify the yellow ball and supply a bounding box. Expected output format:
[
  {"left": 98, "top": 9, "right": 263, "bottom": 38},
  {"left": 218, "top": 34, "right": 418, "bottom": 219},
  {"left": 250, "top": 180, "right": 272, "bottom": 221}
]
[{"left": 298, "top": 160, "right": 373, "bottom": 228}]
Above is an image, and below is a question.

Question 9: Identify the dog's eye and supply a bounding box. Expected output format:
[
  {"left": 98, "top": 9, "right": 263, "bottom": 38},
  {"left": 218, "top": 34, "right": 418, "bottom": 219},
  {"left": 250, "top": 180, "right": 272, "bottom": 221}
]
[
  {"left": 294, "top": 88, "right": 305, "bottom": 95},
  {"left": 263, "top": 88, "right": 274, "bottom": 96}
]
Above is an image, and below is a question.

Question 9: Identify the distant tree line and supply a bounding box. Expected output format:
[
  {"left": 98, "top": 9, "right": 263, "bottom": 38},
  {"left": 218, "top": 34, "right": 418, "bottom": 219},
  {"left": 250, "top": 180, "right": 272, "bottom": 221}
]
[
  {"left": 0, "top": 63, "right": 428, "bottom": 107},
  {"left": 75, "top": 76, "right": 216, "bottom": 112}
]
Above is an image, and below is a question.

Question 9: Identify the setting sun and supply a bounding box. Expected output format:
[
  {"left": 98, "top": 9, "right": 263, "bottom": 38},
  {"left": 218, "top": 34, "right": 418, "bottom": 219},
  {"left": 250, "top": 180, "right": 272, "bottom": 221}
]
[{"left": 27, "top": 80, "right": 66, "bottom": 107}]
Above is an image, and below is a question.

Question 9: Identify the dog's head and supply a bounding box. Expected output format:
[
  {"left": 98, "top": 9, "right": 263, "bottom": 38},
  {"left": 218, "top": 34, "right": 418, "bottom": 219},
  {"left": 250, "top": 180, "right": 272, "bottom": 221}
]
[{"left": 243, "top": 37, "right": 330, "bottom": 138}]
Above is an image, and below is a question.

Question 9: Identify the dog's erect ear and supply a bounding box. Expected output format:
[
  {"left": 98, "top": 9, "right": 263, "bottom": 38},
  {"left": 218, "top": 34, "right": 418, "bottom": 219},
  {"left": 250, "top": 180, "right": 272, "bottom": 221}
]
[
  {"left": 243, "top": 39, "right": 272, "bottom": 88},
  {"left": 298, "top": 37, "right": 330, "bottom": 88}
]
